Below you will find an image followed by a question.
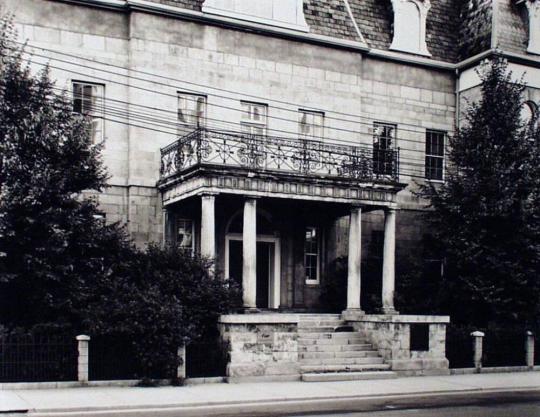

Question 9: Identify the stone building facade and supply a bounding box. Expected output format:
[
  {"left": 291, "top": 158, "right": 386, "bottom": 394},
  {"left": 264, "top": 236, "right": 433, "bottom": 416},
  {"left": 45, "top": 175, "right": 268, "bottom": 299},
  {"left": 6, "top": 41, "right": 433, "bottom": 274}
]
[{"left": 6, "top": 0, "right": 540, "bottom": 379}]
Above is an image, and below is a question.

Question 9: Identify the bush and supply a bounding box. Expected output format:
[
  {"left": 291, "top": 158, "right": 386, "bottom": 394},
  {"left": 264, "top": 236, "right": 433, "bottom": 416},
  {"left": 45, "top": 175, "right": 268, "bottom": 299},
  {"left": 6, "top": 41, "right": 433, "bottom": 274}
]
[{"left": 80, "top": 244, "right": 241, "bottom": 379}]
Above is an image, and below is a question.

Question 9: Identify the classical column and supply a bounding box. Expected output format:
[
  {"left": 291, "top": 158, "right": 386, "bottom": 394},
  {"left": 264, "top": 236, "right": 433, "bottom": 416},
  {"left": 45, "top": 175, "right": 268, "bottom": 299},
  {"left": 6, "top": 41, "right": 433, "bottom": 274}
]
[
  {"left": 346, "top": 206, "right": 363, "bottom": 312},
  {"left": 200, "top": 193, "right": 216, "bottom": 259},
  {"left": 243, "top": 197, "right": 257, "bottom": 310},
  {"left": 382, "top": 207, "right": 398, "bottom": 314}
]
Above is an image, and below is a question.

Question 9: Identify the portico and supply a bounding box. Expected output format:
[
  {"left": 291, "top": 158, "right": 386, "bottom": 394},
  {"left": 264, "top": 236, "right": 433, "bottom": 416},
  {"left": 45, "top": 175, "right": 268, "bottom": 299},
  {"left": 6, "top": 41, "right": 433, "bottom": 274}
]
[{"left": 157, "top": 127, "right": 449, "bottom": 381}]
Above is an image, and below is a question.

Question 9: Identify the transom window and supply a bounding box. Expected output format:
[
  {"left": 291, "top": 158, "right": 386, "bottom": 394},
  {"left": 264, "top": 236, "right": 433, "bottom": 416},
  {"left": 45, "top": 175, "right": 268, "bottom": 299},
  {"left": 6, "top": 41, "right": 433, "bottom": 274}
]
[
  {"left": 177, "top": 218, "right": 194, "bottom": 252},
  {"left": 178, "top": 93, "right": 206, "bottom": 128},
  {"left": 425, "top": 130, "right": 445, "bottom": 181},
  {"left": 241, "top": 101, "right": 267, "bottom": 136},
  {"left": 72, "top": 81, "right": 104, "bottom": 144},
  {"left": 373, "top": 122, "right": 397, "bottom": 176},
  {"left": 299, "top": 109, "right": 324, "bottom": 140},
  {"left": 304, "top": 226, "right": 320, "bottom": 284}
]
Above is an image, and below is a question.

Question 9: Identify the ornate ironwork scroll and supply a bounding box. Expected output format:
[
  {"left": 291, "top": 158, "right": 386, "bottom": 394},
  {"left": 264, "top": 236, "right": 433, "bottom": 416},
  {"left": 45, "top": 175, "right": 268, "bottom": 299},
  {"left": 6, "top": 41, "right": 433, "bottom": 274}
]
[{"left": 160, "top": 128, "right": 400, "bottom": 183}]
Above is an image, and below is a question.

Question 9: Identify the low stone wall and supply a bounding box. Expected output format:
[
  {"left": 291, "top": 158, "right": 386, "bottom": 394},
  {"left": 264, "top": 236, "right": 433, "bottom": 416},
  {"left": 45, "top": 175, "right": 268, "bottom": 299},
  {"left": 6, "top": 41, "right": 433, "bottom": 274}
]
[
  {"left": 218, "top": 314, "right": 301, "bottom": 382},
  {"left": 343, "top": 313, "right": 450, "bottom": 376}
]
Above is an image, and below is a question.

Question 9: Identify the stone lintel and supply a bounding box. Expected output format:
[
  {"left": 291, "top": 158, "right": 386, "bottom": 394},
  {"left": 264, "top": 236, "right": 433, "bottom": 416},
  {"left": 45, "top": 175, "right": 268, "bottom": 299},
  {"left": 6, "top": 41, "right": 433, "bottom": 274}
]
[
  {"left": 343, "top": 313, "right": 450, "bottom": 324},
  {"left": 219, "top": 314, "right": 300, "bottom": 324}
]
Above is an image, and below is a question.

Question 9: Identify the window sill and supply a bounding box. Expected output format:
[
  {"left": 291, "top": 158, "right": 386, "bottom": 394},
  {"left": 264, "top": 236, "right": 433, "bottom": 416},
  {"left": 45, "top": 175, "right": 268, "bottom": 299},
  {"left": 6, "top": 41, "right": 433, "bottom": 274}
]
[{"left": 305, "top": 281, "right": 320, "bottom": 286}]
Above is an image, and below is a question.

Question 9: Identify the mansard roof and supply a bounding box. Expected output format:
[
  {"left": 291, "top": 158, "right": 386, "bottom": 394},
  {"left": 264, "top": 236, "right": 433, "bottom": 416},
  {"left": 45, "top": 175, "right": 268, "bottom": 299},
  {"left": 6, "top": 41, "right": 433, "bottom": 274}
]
[{"left": 144, "top": 0, "right": 534, "bottom": 63}]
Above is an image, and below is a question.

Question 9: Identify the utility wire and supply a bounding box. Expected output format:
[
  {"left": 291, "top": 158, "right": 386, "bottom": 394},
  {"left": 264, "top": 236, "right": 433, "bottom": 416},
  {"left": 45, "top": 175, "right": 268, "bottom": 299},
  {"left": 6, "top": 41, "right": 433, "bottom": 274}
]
[{"left": 15, "top": 43, "right": 455, "bottom": 138}]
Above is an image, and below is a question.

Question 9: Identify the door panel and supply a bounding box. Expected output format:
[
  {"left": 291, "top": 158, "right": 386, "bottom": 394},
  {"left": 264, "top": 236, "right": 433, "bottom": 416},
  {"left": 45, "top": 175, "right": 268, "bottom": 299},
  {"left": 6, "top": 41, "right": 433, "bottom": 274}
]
[{"left": 256, "top": 242, "right": 271, "bottom": 309}]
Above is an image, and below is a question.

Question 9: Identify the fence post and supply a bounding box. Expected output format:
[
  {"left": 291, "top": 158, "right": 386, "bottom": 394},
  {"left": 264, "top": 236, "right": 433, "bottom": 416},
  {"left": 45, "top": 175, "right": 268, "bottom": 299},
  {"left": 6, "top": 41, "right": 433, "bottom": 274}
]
[
  {"left": 76, "top": 335, "right": 91, "bottom": 383},
  {"left": 526, "top": 331, "right": 535, "bottom": 370},
  {"left": 471, "top": 331, "right": 484, "bottom": 373},
  {"left": 177, "top": 345, "right": 186, "bottom": 380}
]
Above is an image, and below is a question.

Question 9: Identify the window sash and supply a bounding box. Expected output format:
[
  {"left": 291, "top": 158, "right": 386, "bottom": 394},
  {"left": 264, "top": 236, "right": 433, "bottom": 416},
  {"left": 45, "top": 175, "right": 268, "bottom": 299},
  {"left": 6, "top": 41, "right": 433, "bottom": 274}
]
[
  {"left": 72, "top": 82, "right": 104, "bottom": 144},
  {"left": 425, "top": 130, "right": 446, "bottom": 181},
  {"left": 299, "top": 110, "right": 324, "bottom": 139},
  {"left": 241, "top": 101, "right": 267, "bottom": 135},
  {"left": 304, "top": 226, "right": 320, "bottom": 283},
  {"left": 178, "top": 94, "right": 206, "bottom": 128},
  {"left": 177, "top": 218, "right": 194, "bottom": 251}
]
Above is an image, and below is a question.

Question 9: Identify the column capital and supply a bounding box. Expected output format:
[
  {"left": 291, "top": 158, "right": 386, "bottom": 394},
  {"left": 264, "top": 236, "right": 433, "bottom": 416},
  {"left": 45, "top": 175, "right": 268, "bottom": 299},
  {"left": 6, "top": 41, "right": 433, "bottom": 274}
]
[{"left": 200, "top": 192, "right": 219, "bottom": 198}]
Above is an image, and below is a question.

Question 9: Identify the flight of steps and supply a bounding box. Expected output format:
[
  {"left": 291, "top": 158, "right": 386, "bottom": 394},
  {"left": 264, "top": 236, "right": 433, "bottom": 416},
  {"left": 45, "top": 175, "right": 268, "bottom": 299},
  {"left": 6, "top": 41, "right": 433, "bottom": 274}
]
[{"left": 297, "top": 314, "right": 397, "bottom": 382}]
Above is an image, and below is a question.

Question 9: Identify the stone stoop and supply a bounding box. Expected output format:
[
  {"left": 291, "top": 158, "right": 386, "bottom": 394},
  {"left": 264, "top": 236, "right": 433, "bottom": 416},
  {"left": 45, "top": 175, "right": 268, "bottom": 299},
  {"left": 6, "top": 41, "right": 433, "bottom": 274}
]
[{"left": 297, "top": 314, "right": 397, "bottom": 382}]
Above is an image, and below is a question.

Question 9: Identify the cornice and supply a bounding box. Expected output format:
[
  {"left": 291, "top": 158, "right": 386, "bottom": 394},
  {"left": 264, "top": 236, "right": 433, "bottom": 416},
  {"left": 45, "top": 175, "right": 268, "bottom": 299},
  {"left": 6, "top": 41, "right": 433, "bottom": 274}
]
[{"left": 47, "top": 0, "right": 540, "bottom": 72}]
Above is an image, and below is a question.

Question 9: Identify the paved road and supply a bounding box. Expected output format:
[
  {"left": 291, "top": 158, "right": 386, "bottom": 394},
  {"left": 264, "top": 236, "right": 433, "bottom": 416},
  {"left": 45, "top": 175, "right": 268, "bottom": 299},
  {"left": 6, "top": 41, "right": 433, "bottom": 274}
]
[{"left": 293, "top": 401, "right": 540, "bottom": 417}]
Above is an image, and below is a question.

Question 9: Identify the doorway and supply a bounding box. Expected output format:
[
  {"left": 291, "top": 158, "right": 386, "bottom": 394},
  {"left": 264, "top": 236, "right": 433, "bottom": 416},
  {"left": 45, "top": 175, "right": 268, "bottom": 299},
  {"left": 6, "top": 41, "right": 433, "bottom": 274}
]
[{"left": 226, "top": 235, "right": 280, "bottom": 309}]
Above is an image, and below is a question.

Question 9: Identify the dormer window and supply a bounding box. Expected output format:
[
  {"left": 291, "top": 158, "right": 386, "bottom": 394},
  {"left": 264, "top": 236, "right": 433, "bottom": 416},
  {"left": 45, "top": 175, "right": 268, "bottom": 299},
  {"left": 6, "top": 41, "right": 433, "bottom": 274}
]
[
  {"left": 518, "top": 0, "right": 540, "bottom": 55},
  {"left": 389, "top": 0, "right": 431, "bottom": 56},
  {"left": 202, "top": 0, "right": 309, "bottom": 32}
]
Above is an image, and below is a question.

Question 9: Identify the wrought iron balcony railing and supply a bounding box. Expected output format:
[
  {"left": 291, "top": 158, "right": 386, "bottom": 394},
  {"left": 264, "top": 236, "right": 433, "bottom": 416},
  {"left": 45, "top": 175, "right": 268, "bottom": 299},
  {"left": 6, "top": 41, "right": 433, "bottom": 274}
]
[{"left": 160, "top": 128, "right": 400, "bottom": 183}]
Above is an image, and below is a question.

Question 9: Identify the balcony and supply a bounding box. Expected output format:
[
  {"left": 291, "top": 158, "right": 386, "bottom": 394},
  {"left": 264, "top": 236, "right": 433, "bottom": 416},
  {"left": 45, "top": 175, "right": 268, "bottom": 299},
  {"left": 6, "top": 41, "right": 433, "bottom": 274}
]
[{"left": 159, "top": 128, "right": 400, "bottom": 185}]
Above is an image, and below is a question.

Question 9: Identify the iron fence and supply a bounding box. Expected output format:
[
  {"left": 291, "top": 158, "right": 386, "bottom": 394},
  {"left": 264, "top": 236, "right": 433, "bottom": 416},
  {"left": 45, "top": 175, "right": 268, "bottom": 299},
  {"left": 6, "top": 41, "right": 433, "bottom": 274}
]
[
  {"left": 446, "top": 325, "right": 474, "bottom": 368},
  {"left": 160, "top": 128, "right": 400, "bottom": 183},
  {"left": 482, "top": 328, "right": 526, "bottom": 367},
  {"left": 186, "top": 342, "right": 227, "bottom": 378},
  {"left": 0, "top": 333, "right": 77, "bottom": 382}
]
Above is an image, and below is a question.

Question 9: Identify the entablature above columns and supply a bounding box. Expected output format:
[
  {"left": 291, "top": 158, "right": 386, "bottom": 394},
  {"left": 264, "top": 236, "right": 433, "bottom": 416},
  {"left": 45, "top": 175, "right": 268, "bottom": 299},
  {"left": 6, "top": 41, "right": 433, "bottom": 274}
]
[{"left": 159, "top": 169, "right": 405, "bottom": 208}]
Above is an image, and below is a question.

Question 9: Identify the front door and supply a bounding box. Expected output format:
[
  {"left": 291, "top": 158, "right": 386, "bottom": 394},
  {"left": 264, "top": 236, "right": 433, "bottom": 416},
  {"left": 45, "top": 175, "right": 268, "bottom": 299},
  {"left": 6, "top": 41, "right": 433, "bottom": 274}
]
[
  {"left": 227, "top": 239, "right": 274, "bottom": 309},
  {"left": 256, "top": 242, "right": 272, "bottom": 309}
]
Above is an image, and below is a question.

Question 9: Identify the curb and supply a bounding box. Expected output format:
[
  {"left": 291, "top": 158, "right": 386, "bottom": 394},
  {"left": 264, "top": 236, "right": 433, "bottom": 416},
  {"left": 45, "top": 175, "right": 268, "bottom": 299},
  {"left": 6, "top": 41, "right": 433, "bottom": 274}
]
[{"left": 17, "top": 387, "right": 540, "bottom": 417}]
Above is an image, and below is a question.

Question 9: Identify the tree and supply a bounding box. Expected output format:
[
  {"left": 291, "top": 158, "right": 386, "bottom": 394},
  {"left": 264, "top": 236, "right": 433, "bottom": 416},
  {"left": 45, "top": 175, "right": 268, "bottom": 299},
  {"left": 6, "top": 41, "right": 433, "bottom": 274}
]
[
  {"left": 419, "top": 57, "right": 540, "bottom": 328},
  {"left": 0, "top": 18, "right": 240, "bottom": 379},
  {"left": 0, "top": 14, "right": 127, "bottom": 329}
]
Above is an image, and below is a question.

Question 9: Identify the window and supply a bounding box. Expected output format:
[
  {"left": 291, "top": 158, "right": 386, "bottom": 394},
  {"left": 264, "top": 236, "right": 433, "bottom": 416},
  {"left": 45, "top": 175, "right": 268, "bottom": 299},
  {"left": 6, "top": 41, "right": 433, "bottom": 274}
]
[
  {"left": 520, "top": 101, "right": 538, "bottom": 126},
  {"left": 304, "top": 226, "right": 320, "bottom": 284},
  {"left": 373, "top": 122, "right": 396, "bottom": 176},
  {"left": 389, "top": 0, "right": 431, "bottom": 56},
  {"left": 178, "top": 93, "right": 206, "bottom": 128},
  {"left": 177, "top": 218, "right": 194, "bottom": 252},
  {"left": 202, "top": 0, "right": 309, "bottom": 32},
  {"left": 425, "top": 130, "right": 445, "bottom": 181},
  {"left": 522, "top": 0, "right": 540, "bottom": 55},
  {"left": 299, "top": 110, "right": 324, "bottom": 140},
  {"left": 72, "top": 81, "right": 104, "bottom": 143},
  {"left": 241, "top": 101, "right": 267, "bottom": 136}
]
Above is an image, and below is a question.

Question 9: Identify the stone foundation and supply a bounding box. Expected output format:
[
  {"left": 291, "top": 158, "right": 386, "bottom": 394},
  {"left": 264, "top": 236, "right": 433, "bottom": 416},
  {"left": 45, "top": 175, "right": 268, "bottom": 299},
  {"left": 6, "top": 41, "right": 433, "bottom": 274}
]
[
  {"left": 218, "top": 314, "right": 301, "bottom": 382},
  {"left": 219, "top": 313, "right": 450, "bottom": 381},
  {"left": 342, "top": 312, "right": 450, "bottom": 376}
]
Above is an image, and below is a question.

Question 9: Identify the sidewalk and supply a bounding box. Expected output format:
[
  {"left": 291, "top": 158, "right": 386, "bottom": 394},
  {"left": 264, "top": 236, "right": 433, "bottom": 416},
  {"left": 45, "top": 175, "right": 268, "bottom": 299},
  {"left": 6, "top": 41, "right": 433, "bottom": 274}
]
[{"left": 1, "top": 372, "right": 539, "bottom": 416}]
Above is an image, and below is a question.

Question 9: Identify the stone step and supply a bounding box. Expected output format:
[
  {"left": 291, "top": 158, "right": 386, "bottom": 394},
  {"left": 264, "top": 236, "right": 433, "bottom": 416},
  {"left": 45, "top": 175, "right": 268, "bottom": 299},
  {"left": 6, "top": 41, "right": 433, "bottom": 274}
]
[
  {"left": 298, "top": 320, "right": 345, "bottom": 327},
  {"left": 298, "top": 338, "right": 368, "bottom": 346},
  {"left": 298, "top": 332, "right": 364, "bottom": 339},
  {"left": 297, "top": 326, "right": 341, "bottom": 333},
  {"left": 302, "top": 371, "right": 397, "bottom": 382},
  {"left": 300, "top": 363, "right": 391, "bottom": 374},
  {"left": 299, "top": 350, "right": 380, "bottom": 360},
  {"left": 300, "top": 357, "right": 385, "bottom": 366},
  {"left": 298, "top": 340, "right": 373, "bottom": 352}
]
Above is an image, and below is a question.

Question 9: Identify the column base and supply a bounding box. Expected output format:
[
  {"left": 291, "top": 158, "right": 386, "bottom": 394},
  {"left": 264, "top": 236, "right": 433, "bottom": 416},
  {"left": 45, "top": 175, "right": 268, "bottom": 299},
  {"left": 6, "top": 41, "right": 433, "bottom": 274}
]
[
  {"left": 380, "top": 307, "right": 399, "bottom": 315},
  {"left": 342, "top": 308, "right": 365, "bottom": 315},
  {"left": 243, "top": 307, "right": 261, "bottom": 314}
]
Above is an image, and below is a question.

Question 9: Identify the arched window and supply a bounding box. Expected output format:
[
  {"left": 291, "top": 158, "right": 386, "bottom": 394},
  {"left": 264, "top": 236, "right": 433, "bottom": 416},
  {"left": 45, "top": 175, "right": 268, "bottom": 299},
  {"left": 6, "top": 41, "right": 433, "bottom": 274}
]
[
  {"left": 389, "top": 0, "right": 431, "bottom": 56},
  {"left": 520, "top": 101, "right": 538, "bottom": 126}
]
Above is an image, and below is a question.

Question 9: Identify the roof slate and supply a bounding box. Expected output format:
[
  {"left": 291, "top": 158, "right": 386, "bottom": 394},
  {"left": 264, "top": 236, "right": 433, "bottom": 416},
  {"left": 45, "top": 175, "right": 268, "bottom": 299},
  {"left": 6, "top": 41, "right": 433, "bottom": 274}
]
[{"left": 138, "top": 0, "right": 532, "bottom": 64}]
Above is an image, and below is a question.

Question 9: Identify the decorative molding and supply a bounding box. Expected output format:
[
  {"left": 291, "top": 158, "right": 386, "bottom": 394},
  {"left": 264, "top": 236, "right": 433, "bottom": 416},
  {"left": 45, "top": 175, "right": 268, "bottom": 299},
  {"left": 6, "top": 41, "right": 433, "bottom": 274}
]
[
  {"left": 161, "top": 171, "right": 403, "bottom": 208},
  {"left": 389, "top": 0, "right": 431, "bottom": 57}
]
